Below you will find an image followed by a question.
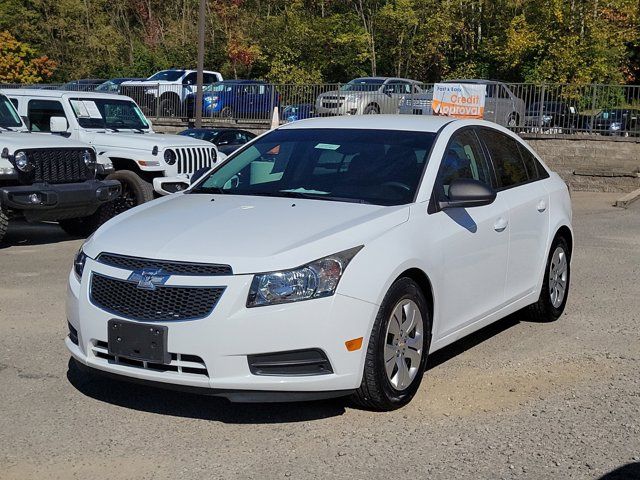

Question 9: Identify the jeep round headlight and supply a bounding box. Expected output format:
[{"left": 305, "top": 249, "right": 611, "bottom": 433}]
[
  {"left": 14, "top": 151, "right": 33, "bottom": 172},
  {"left": 82, "top": 149, "right": 96, "bottom": 169},
  {"left": 164, "top": 149, "right": 176, "bottom": 165}
]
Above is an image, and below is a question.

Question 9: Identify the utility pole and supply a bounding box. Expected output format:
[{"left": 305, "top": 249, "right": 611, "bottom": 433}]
[{"left": 194, "top": 0, "right": 206, "bottom": 128}]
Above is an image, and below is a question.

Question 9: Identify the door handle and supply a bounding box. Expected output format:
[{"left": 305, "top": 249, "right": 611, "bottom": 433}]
[
  {"left": 537, "top": 200, "right": 547, "bottom": 212},
  {"left": 494, "top": 217, "right": 508, "bottom": 232}
]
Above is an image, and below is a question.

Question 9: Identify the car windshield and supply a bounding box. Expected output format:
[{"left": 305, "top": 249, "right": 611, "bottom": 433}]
[
  {"left": 340, "top": 79, "right": 385, "bottom": 92},
  {"left": 70, "top": 98, "right": 150, "bottom": 130},
  {"left": 180, "top": 129, "right": 219, "bottom": 141},
  {"left": 147, "top": 70, "right": 185, "bottom": 82},
  {"left": 597, "top": 110, "right": 626, "bottom": 121},
  {"left": 0, "top": 95, "right": 22, "bottom": 128},
  {"left": 192, "top": 128, "right": 435, "bottom": 206}
]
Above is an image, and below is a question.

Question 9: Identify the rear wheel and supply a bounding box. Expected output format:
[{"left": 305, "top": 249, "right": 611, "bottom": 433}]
[
  {"left": 351, "top": 278, "right": 431, "bottom": 411},
  {"left": 364, "top": 104, "right": 380, "bottom": 115},
  {"left": 0, "top": 207, "right": 8, "bottom": 244},
  {"left": 104, "top": 170, "right": 154, "bottom": 217},
  {"left": 159, "top": 97, "right": 179, "bottom": 117},
  {"left": 528, "top": 236, "right": 571, "bottom": 322},
  {"left": 507, "top": 113, "right": 519, "bottom": 128}
]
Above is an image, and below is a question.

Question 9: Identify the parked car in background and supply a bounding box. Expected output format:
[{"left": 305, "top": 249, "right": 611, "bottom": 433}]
[
  {"left": 316, "top": 77, "right": 423, "bottom": 116},
  {"left": 524, "top": 101, "right": 581, "bottom": 133},
  {"left": 60, "top": 79, "right": 108, "bottom": 92},
  {"left": 282, "top": 103, "right": 316, "bottom": 123},
  {"left": 120, "top": 69, "right": 223, "bottom": 117},
  {"left": 0, "top": 92, "right": 120, "bottom": 240},
  {"left": 399, "top": 79, "right": 525, "bottom": 127},
  {"left": 587, "top": 108, "right": 640, "bottom": 136},
  {"left": 96, "top": 78, "right": 144, "bottom": 94},
  {"left": 4, "top": 89, "right": 221, "bottom": 212},
  {"left": 184, "top": 80, "right": 279, "bottom": 120},
  {"left": 67, "top": 115, "right": 572, "bottom": 411},
  {"left": 179, "top": 128, "right": 256, "bottom": 154}
]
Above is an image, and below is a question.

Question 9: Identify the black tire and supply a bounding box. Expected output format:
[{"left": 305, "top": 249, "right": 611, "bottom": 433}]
[
  {"left": 159, "top": 97, "right": 179, "bottom": 117},
  {"left": 528, "top": 235, "right": 571, "bottom": 322},
  {"left": 351, "top": 277, "right": 431, "bottom": 411},
  {"left": 105, "top": 170, "right": 154, "bottom": 216},
  {"left": 364, "top": 104, "right": 380, "bottom": 115},
  {"left": 58, "top": 205, "right": 114, "bottom": 237},
  {"left": 220, "top": 106, "right": 233, "bottom": 119},
  {"left": 507, "top": 113, "right": 519, "bottom": 128},
  {"left": 0, "top": 206, "right": 8, "bottom": 244}
]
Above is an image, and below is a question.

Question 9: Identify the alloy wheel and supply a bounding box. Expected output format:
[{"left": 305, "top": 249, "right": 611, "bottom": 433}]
[
  {"left": 384, "top": 299, "right": 424, "bottom": 391},
  {"left": 549, "top": 246, "right": 568, "bottom": 308}
]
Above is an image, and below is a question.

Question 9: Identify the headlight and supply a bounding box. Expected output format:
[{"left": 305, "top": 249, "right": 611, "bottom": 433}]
[
  {"left": 542, "top": 115, "right": 553, "bottom": 123},
  {"left": 345, "top": 95, "right": 358, "bottom": 103},
  {"left": 73, "top": 248, "right": 88, "bottom": 280},
  {"left": 14, "top": 151, "right": 34, "bottom": 172},
  {"left": 83, "top": 149, "right": 96, "bottom": 169},
  {"left": 610, "top": 122, "right": 622, "bottom": 131},
  {"left": 247, "top": 246, "right": 363, "bottom": 307},
  {"left": 164, "top": 149, "right": 176, "bottom": 165}
]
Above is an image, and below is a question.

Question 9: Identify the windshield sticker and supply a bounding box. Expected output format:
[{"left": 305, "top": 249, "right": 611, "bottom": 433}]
[
  {"left": 70, "top": 100, "right": 90, "bottom": 117},
  {"left": 83, "top": 101, "right": 103, "bottom": 119},
  {"left": 315, "top": 143, "right": 340, "bottom": 150}
]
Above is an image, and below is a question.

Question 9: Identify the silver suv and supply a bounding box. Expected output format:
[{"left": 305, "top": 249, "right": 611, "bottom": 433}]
[
  {"left": 399, "top": 79, "right": 525, "bottom": 127},
  {"left": 315, "top": 77, "right": 423, "bottom": 116}
]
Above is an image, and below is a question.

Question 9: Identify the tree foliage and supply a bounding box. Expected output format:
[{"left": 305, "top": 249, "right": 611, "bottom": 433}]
[
  {"left": 0, "top": 0, "right": 638, "bottom": 84},
  {"left": 0, "top": 32, "right": 57, "bottom": 82}
]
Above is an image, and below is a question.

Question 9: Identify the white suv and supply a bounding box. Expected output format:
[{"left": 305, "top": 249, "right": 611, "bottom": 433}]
[
  {"left": 4, "top": 89, "right": 221, "bottom": 215},
  {"left": 120, "top": 69, "right": 223, "bottom": 117},
  {"left": 67, "top": 115, "right": 572, "bottom": 410}
]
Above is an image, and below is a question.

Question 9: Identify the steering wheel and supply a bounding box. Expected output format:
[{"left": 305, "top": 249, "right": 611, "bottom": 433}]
[{"left": 381, "top": 181, "right": 411, "bottom": 192}]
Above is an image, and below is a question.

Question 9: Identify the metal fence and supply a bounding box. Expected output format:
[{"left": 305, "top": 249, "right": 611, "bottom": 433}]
[{"left": 2, "top": 81, "right": 640, "bottom": 137}]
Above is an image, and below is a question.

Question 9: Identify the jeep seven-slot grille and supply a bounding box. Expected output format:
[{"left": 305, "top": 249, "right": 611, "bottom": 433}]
[
  {"left": 176, "top": 147, "right": 216, "bottom": 174},
  {"left": 20, "top": 148, "right": 92, "bottom": 184},
  {"left": 90, "top": 273, "right": 225, "bottom": 321},
  {"left": 97, "top": 252, "right": 232, "bottom": 276}
]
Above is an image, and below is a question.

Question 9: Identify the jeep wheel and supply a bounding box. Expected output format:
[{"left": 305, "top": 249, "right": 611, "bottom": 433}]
[
  {"left": 0, "top": 207, "right": 8, "bottom": 244},
  {"left": 220, "top": 106, "right": 234, "bottom": 120},
  {"left": 105, "top": 170, "right": 154, "bottom": 216},
  {"left": 364, "top": 104, "right": 380, "bottom": 115},
  {"left": 159, "top": 98, "right": 178, "bottom": 117},
  {"left": 351, "top": 277, "right": 431, "bottom": 411},
  {"left": 58, "top": 204, "right": 115, "bottom": 238},
  {"left": 507, "top": 113, "right": 519, "bottom": 128}
]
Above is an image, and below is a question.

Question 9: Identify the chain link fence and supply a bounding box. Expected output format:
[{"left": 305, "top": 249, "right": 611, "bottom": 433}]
[{"left": 2, "top": 81, "right": 640, "bottom": 137}]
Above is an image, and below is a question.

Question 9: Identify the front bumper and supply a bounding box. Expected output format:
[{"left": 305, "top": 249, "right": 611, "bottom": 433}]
[
  {"left": 66, "top": 259, "right": 377, "bottom": 400},
  {"left": 1, "top": 180, "right": 120, "bottom": 221}
]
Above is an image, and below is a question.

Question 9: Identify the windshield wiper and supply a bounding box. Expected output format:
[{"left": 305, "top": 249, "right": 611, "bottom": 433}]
[
  {"left": 0, "top": 126, "right": 15, "bottom": 132},
  {"left": 191, "top": 186, "right": 226, "bottom": 194}
]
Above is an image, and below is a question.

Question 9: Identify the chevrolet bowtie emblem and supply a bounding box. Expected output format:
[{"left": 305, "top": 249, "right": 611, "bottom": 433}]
[{"left": 128, "top": 268, "right": 170, "bottom": 290}]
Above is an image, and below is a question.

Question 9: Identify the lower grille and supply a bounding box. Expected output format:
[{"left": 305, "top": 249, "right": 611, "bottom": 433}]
[
  {"left": 19, "top": 148, "right": 92, "bottom": 184},
  {"left": 248, "top": 349, "right": 333, "bottom": 376},
  {"left": 322, "top": 102, "right": 343, "bottom": 109},
  {"left": 90, "top": 273, "right": 224, "bottom": 321},
  {"left": 92, "top": 340, "right": 209, "bottom": 377},
  {"left": 176, "top": 147, "right": 216, "bottom": 174}
]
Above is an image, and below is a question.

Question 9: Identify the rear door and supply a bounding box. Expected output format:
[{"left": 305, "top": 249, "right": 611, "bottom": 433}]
[
  {"left": 478, "top": 128, "right": 550, "bottom": 303},
  {"left": 429, "top": 128, "right": 510, "bottom": 338}
]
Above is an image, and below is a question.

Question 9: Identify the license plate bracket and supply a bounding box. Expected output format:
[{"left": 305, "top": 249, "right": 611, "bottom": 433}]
[{"left": 107, "top": 320, "right": 170, "bottom": 364}]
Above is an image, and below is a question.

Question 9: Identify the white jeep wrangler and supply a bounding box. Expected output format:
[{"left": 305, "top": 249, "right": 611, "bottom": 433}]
[
  {"left": 0, "top": 93, "right": 120, "bottom": 242},
  {"left": 3, "top": 89, "right": 221, "bottom": 216},
  {"left": 120, "top": 69, "right": 223, "bottom": 117}
]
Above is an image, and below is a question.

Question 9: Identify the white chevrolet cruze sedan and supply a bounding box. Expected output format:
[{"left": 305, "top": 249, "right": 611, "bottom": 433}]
[{"left": 67, "top": 115, "right": 572, "bottom": 410}]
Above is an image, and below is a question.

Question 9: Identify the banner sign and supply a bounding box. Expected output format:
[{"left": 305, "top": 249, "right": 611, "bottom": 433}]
[{"left": 432, "top": 83, "right": 487, "bottom": 119}]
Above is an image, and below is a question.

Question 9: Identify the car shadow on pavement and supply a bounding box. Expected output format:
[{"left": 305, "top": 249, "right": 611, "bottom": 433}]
[
  {"left": 598, "top": 462, "right": 640, "bottom": 479},
  {"left": 66, "top": 359, "right": 346, "bottom": 423},
  {"left": 1, "top": 220, "right": 75, "bottom": 248}
]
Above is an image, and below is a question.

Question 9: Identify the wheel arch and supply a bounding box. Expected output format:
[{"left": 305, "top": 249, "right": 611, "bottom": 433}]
[
  {"left": 394, "top": 267, "right": 434, "bottom": 331},
  {"left": 554, "top": 224, "right": 574, "bottom": 256}
]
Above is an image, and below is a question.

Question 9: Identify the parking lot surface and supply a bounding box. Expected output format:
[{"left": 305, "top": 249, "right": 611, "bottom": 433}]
[{"left": 0, "top": 192, "right": 638, "bottom": 480}]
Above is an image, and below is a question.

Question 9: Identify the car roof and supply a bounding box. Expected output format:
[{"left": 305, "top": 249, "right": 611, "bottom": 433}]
[
  {"left": 216, "top": 80, "right": 266, "bottom": 84},
  {"left": 1, "top": 89, "right": 131, "bottom": 101},
  {"left": 445, "top": 79, "right": 503, "bottom": 85},
  {"left": 279, "top": 114, "right": 454, "bottom": 133},
  {"left": 350, "top": 77, "right": 422, "bottom": 84}
]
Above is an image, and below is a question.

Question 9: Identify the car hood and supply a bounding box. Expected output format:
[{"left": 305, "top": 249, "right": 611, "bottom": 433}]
[
  {"left": 85, "top": 193, "right": 410, "bottom": 274},
  {"left": 0, "top": 131, "right": 89, "bottom": 152},
  {"left": 86, "top": 131, "right": 215, "bottom": 150}
]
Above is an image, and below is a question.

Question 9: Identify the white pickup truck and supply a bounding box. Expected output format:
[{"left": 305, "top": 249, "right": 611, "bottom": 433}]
[
  {"left": 0, "top": 92, "right": 120, "bottom": 242},
  {"left": 4, "top": 89, "right": 221, "bottom": 215}
]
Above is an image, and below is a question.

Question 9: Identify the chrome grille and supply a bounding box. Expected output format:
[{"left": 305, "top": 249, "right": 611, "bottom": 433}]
[
  {"left": 90, "top": 273, "right": 225, "bottom": 321},
  {"left": 176, "top": 147, "right": 216, "bottom": 174},
  {"left": 97, "top": 252, "right": 232, "bottom": 276}
]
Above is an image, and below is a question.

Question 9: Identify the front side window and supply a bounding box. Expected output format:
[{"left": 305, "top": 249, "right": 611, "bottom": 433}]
[
  {"left": 436, "top": 129, "right": 493, "bottom": 197},
  {"left": 192, "top": 128, "right": 436, "bottom": 206},
  {"left": 0, "top": 94, "right": 22, "bottom": 128},
  {"left": 27, "top": 99, "right": 65, "bottom": 132},
  {"left": 70, "top": 98, "right": 149, "bottom": 130},
  {"left": 480, "top": 129, "right": 528, "bottom": 188}
]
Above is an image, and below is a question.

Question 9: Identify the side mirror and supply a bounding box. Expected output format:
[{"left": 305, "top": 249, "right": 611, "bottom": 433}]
[
  {"left": 191, "top": 166, "right": 209, "bottom": 185},
  {"left": 50, "top": 116, "right": 68, "bottom": 133},
  {"left": 439, "top": 178, "right": 496, "bottom": 210}
]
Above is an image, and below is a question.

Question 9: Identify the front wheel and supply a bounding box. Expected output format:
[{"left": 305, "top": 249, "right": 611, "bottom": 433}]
[
  {"left": 104, "top": 170, "right": 154, "bottom": 217},
  {"left": 364, "top": 104, "right": 380, "bottom": 115},
  {"left": 58, "top": 206, "right": 113, "bottom": 237},
  {"left": 351, "top": 278, "right": 431, "bottom": 411},
  {"left": 0, "top": 206, "right": 8, "bottom": 244},
  {"left": 528, "top": 236, "right": 571, "bottom": 322}
]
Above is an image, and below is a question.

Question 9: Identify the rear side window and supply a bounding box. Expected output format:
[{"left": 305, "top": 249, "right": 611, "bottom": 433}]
[
  {"left": 28, "top": 99, "right": 66, "bottom": 132},
  {"left": 436, "top": 129, "right": 494, "bottom": 197},
  {"left": 518, "top": 143, "right": 550, "bottom": 180},
  {"left": 480, "top": 129, "right": 528, "bottom": 188}
]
